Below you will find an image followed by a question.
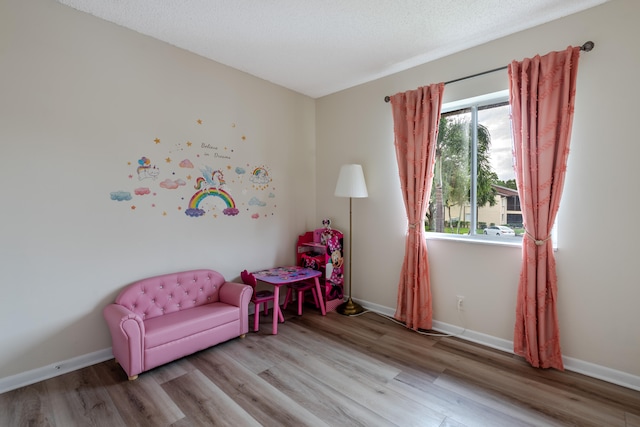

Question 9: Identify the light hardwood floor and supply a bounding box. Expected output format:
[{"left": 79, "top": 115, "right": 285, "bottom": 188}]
[{"left": 1, "top": 309, "right": 639, "bottom": 426}]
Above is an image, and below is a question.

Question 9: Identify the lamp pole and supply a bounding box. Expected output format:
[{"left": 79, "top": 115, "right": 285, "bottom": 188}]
[{"left": 334, "top": 163, "right": 367, "bottom": 316}]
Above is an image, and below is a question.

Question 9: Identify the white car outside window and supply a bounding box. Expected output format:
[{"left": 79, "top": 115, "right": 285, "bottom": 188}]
[{"left": 483, "top": 225, "right": 515, "bottom": 236}]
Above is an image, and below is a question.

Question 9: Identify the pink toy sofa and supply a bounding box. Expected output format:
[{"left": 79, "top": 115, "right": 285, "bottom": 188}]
[{"left": 103, "top": 269, "right": 252, "bottom": 380}]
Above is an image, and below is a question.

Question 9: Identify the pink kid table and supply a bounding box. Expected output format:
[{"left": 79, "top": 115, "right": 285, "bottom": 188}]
[{"left": 252, "top": 266, "right": 325, "bottom": 334}]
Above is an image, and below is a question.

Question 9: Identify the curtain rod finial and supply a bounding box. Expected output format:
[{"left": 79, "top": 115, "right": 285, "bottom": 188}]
[
  {"left": 384, "top": 96, "right": 391, "bottom": 103},
  {"left": 581, "top": 41, "right": 594, "bottom": 52}
]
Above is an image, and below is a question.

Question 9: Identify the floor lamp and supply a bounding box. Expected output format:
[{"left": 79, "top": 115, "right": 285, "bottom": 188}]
[{"left": 334, "top": 164, "right": 368, "bottom": 316}]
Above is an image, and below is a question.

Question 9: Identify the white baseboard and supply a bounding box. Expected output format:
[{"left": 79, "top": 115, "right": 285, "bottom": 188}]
[
  {"left": 0, "top": 348, "right": 114, "bottom": 394},
  {"left": 561, "top": 355, "right": 640, "bottom": 392},
  {"left": 431, "top": 319, "right": 514, "bottom": 353},
  {"left": 0, "top": 303, "right": 274, "bottom": 394},
  {"left": 355, "top": 298, "right": 640, "bottom": 392},
  {"left": 0, "top": 303, "right": 281, "bottom": 394},
  {"left": 2, "top": 300, "right": 638, "bottom": 394}
]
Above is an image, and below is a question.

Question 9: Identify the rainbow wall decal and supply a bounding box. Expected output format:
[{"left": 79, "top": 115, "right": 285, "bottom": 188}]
[{"left": 185, "top": 188, "right": 239, "bottom": 217}]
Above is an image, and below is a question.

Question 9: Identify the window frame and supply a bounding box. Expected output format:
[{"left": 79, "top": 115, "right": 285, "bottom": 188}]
[
  {"left": 426, "top": 89, "right": 558, "bottom": 250},
  {"left": 427, "top": 90, "right": 523, "bottom": 247}
]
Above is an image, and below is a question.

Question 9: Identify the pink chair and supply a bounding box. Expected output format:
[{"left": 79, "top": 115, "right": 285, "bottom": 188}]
[
  {"left": 283, "top": 280, "right": 321, "bottom": 316},
  {"left": 241, "top": 269, "right": 284, "bottom": 332}
]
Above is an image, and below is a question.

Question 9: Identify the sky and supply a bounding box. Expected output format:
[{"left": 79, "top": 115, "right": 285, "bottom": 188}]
[{"left": 478, "top": 104, "right": 515, "bottom": 181}]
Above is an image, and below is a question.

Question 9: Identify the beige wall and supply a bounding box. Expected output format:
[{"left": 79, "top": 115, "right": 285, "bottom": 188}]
[
  {"left": 0, "top": 0, "right": 316, "bottom": 380},
  {"left": 317, "top": 0, "right": 640, "bottom": 382}
]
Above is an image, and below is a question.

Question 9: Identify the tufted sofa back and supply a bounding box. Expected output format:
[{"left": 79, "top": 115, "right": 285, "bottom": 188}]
[{"left": 115, "top": 269, "right": 227, "bottom": 321}]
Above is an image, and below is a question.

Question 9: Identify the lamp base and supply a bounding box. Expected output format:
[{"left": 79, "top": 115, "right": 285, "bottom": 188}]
[{"left": 336, "top": 297, "right": 364, "bottom": 316}]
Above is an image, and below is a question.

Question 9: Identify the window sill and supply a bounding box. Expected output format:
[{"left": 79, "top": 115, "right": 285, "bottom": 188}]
[
  {"left": 425, "top": 232, "right": 523, "bottom": 248},
  {"left": 425, "top": 232, "right": 558, "bottom": 251}
]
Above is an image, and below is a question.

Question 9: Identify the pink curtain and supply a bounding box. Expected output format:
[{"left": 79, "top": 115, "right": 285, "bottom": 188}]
[
  {"left": 509, "top": 46, "right": 581, "bottom": 370},
  {"left": 390, "top": 83, "right": 445, "bottom": 331}
]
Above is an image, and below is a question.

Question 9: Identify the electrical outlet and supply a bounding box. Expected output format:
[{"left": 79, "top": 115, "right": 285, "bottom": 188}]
[{"left": 456, "top": 295, "right": 464, "bottom": 311}]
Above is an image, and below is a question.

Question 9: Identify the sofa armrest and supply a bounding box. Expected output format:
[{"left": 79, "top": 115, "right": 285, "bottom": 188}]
[
  {"left": 103, "top": 304, "right": 145, "bottom": 378},
  {"left": 219, "top": 281, "right": 253, "bottom": 307},
  {"left": 219, "top": 281, "right": 253, "bottom": 336}
]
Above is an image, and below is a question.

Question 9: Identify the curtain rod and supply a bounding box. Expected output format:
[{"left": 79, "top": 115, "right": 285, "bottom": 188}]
[{"left": 383, "top": 40, "right": 594, "bottom": 103}]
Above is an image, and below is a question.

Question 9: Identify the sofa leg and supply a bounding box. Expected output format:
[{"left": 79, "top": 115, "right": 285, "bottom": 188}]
[
  {"left": 240, "top": 334, "right": 246, "bottom": 339},
  {"left": 128, "top": 375, "right": 138, "bottom": 381}
]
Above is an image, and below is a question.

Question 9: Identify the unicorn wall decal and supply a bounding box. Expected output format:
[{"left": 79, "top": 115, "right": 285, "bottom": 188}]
[
  {"left": 195, "top": 166, "right": 226, "bottom": 189},
  {"left": 136, "top": 157, "right": 159, "bottom": 181},
  {"left": 187, "top": 167, "right": 238, "bottom": 218}
]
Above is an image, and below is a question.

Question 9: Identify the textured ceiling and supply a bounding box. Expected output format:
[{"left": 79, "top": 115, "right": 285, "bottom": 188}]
[{"left": 56, "top": 0, "right": 608, "bottom": 98}]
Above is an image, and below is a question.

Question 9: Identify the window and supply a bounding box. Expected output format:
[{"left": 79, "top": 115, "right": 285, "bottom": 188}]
[{"left": 427, "top": 90, "right": 522, "bottom": 242}]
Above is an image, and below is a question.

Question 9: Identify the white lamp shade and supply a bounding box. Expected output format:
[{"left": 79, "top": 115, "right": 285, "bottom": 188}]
[{"left": 334, "top": 164, "right": 368, "bottom": 198}]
